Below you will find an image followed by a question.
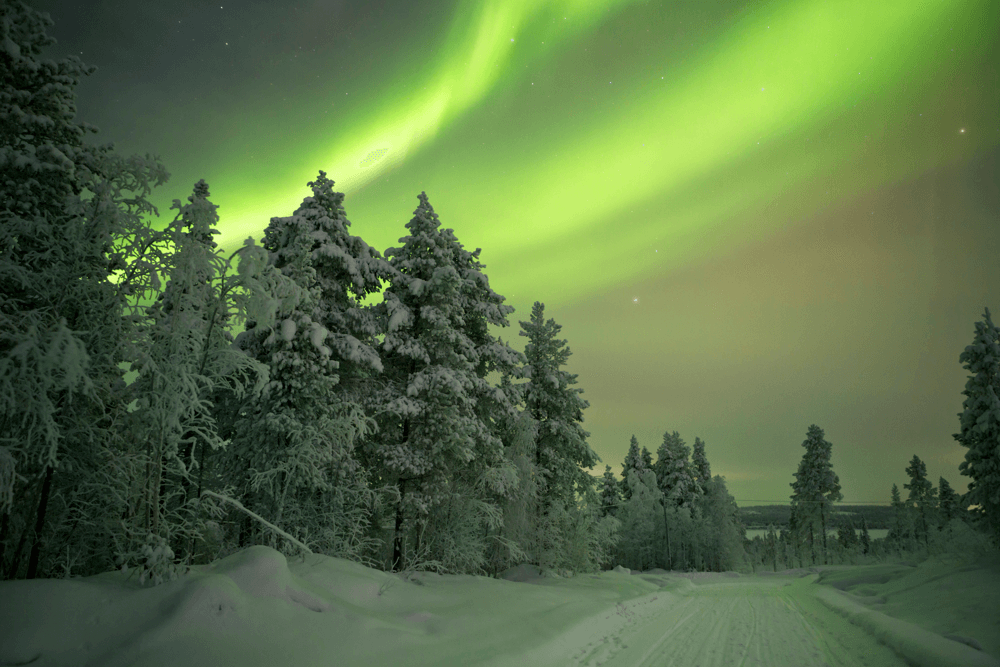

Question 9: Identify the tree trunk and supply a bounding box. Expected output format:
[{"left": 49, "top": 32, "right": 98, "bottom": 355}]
[
  {"left": 0, "top": 510, "right": 8, "bottom": 572},
  {"left": 152, "top": 447, "right": 164, "bottom": 538},
  {"left": 25, "top": 465, "right": 55, "bottom": 580},
  {"left": 820, "top": 505, "right": 828, "bottom": 566},
  {"left": 392, "top": 477, "right": 406, "bottom": 572},
  {"left": 808, "top": 521, "right": 816, "bottom": 565},
  {"left": 662, "top": 503, "right": 671, "bottom": 570},
  {"left": 188, "top": 437, "right": 208, "bottom": 564}
]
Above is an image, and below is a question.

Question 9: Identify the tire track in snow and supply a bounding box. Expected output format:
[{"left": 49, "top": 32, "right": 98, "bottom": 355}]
[
  {"left": 599, "top": 577, "right": 910, "bottom": 667},
  {"left": 736, "top": 597, "right": 757, "bottom": 667}
]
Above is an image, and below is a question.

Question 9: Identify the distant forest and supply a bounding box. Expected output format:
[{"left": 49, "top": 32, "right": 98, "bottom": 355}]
[{"left": 738, "top": 505, "right": 894, "bottom": 530}]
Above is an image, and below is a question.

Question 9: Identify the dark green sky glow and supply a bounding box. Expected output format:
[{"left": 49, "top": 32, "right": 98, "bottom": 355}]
[{"left": 36, "top": 0, "right": 999, "bottom": 505}]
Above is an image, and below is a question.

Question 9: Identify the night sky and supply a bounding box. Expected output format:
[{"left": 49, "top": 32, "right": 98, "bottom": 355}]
[{"left": 33, "top": 0, "right": 999, "bottom": 506}]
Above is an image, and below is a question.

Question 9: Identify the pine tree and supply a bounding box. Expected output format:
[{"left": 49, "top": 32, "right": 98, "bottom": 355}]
[
  {"left": 222, "top": 173, "right": 385, "bottom": 561},
  {"left": 367, "top": 192, "right": 517, "bottom": 572},
  {"left": 598, "top": 465, "right": 620, "bottom": 518},
  {"left": 614, "top": 468, "right": 663, "bottom": 571},
  {"left": 887, "top": 483, "right": 915, "bottom": 553},
  {"left": 789, "top": 425, "right": 842, "bottom": 565},
  {"left": 903, "top": 454, "right": 935, "bottom": 548},
  {"left": 519, "top": 302, "right": 596, "bottom": 524},
  {"left": 652, "top": 430, "right": 699, "bottom": 510},
  {"left": 262, "top": 171, "right": 393, "bottom": 403},
  {"left": 695, "top": 475, "right": 745, "bottom": 572},
  {"left": 691, "top": 437, "right": 712, "bottom": 497},
  {"left": 0, "top": 0, "right": 172, "bottom": 580},
  {"left": 621, "top": 435, "right": 644, "bottom": 501},
  {"left": 765, "top": 524, "right": 779, "bottom": 572},
  {"left": 837, "top": 518, "right": 858, "bottom": 550},
  {"left": 641, "top": 446, "right": 653, "bottom": 472},
  {"left": 952, "top": 307, "right": 1000, "bottom": 547},
  {"left": 938, "top": 477, "right": 959, "bottom": 529},
  {"left": 859, "top": 514, "right": 871, "bottom": 554}
]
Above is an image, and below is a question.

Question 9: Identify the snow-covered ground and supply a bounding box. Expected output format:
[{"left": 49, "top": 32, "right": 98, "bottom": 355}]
[{"left": 1, "top": 547, "right": 997, "bottom": 667}]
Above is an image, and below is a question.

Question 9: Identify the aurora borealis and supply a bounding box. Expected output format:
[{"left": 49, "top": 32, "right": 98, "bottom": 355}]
[{"left": 35, "top": 0, "right": 999, "bottom": 507}]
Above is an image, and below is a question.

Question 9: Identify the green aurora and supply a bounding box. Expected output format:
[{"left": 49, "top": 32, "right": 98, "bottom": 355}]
[{"left": 37, "top": 0, "right": 1000, "bottom": 505}]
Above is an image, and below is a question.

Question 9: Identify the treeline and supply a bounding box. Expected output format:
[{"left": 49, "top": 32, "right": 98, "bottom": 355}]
[
  {"left": 740, "top": 450, "right": 996, "bottom": 572},
  {"left": 737, "top": 505, "right": 895, "bottom": 531},
  {"left": 584, "top": 432, "right": 747, "bottom": 572}
]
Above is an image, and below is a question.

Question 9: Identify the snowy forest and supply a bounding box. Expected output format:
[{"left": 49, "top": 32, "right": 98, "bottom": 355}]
[{"left": 2, "top": 0, "right": 999, "bottom": 591}]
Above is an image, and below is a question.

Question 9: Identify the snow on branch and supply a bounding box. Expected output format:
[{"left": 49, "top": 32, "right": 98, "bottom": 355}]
[{"left": 200, "top": 489, "right": 312, "bottom": 557}]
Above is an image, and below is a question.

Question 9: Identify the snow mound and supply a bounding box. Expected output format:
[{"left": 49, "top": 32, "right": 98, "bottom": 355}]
[
  {"left": 203, "top": 545, "right": 330, "bottom": 612},
  {"left": 814, "top": 585, "right": 1000, "bottom": 667}
]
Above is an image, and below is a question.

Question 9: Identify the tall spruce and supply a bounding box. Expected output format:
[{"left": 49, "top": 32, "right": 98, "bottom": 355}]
[
  {"left": 888, "top": 483, "right": 913, "bottom": 552},
  {"left": 264, "top": 171, "right": 392, "bottom": 403},
  {"left": 368, "top": 192, "right": 517, "bottom": 572},
  {"left": 691, "top": 437, "right": 712, "bottom": 497},
  {"left": 223, "top": 173, "right": 383, "bottom": 560},
  {"left": 641, "top": 446, "right": 653, "bottom": 472},
  {"left": 653, "top": 431, "right": 699, "bottom": 509},
  {"left": 938, "top": 477, "right": 959, "bottom": 529},
  {"left": 789, "top": 425, "right": 842, "bottom": 565},
  {"left": 621, "top": 435, "right": 644, "bottom": 501},
  {"left": 519, "top": 301, "right": 598, "bottom": 534},
  {"left": 598, "top": 465, "right": 620, "bottom": 518},
  {"left": 859, "top": 515, "right": 871, "bottom": 554},
  {"left": 952, "top": 307, "right": 1000, "bottom": 547},
  {"left": 903, "top": 454, "right": 936, "bottom": 547}
]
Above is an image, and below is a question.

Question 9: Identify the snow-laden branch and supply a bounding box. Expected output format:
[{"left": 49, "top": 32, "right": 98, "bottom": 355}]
[{"left": 200, "top": 489, "right": 312, "bottom": 556}]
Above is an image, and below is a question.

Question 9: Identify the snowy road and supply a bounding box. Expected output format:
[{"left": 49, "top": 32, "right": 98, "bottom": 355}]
[
  {"left": 491, "top": 574, "right": 908, "bottom": 667},
  {"left": 4, "top": 547, "right": 996, "bottom": 667}
]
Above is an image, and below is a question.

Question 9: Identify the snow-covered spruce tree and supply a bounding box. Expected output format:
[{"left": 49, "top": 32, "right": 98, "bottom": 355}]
[
  {"left": 694, "top": 475, "right": 745, "bottom": 572},
  {"left": 952, "top": 307, "right": 1000, "bottom": 548},
  {"left": 652, "top": 430, "right": 700, "bottom": 510},
  {"left": 691, "top": 437, "right": 711, "bottom": 498},
  {"left": 765, "top": 524, "right": 780, "bottom": 572},
  {"left": 837, "top": 517, "right": 859, "bottom": 550},
  {"left": 215, "top": 173, "right": 388, "bottom": 564},
  {"left": 268, "top": 171, "right": 393, "bottom": 405},
  {"left": 480, "top": 408, "right": 538, "bottom": 576},
  {"left": 651, "top": 431, "right": 700, "bottom": 569},
  {"left": 614, "top": 468, "right": 663, "bottom": 571},
  {"left": 859, "top": 515, "right": 871, "bottom": 555},
  {"left": 598, "top": 464, "right": 620, "bottom": 518},
  {"left": 440, "top": 218, "right": 528, "bottom": 575},
  {"left": 120, "top": 181, "right": 301, "bottom": 583},
  {"left": 938, "top": 477, "right": 960, "bottom": 530},
  {"left": 903, "top": 454, "right": 936, "bottom": 549},
  {"left": 620, "top": 435, "right": 644, "bottom": 502},
  {"left": 518, "top": 301, "right": 600, "bottom": 567},
  {"left": 887, "top": 483, "right": 915, "bottom": 554},
  {"left": 0, "top": 0, "right": 175, "bottom": 581},
  {"left": 363, "top": 192, "right": 519, "bottom": 573},
  {"left": 640, "top": 446, "right": 653, "bottom": 471},
  {"left": 789, "top": 424, "right": 842, "bottom": 565}
]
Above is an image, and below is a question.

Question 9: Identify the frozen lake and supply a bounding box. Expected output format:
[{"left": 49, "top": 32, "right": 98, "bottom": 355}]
[{"left": 744, "top": 528, "right": 890, "bottom": 540}]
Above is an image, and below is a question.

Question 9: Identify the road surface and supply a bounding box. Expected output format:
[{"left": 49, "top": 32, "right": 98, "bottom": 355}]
[{"left": 492, "top": 573, "right": 909, "bottom": 667}]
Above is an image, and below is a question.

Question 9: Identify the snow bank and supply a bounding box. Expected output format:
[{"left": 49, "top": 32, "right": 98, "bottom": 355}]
[{"left": 814, "top": 585, "right": 1000, "bottom": 667}]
